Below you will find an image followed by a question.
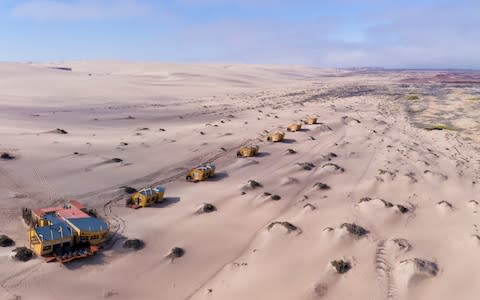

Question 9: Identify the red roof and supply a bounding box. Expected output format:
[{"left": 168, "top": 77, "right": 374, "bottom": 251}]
[
  {"left": 32, "top": 206, "right": 62, "bottom": 217},
  {"left": 32, "top": 201, "right": 89, "bottom": 219},
  {"left": 69, "top": 200, "right": 86, "bottom": 210},
  {"left": 57, "top": 207, "right": 89, "bottom": 219}
]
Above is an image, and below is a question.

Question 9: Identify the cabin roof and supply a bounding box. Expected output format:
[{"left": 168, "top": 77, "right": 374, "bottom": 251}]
[
  {"left": 65, "top": 217, "right": 108, "bottom": 233},
  {"left": 35, "top": 220, "right": 74, "bottom": 242},
  {"left": 32, "top": 201, "right": 88, "bottom": 218},
  {"left": 32, "top": 206, "right": 62, "bottom": 217},
  {"left": 57, "top": 207, "right": 89, "bottom": 219}
]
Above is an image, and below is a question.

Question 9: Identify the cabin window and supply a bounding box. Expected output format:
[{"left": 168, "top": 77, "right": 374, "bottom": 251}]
[
  {"left": 43, "top": 245, "right": 52, "bottom": 251},
  {"left": 90, "top": 235, "right": 99, "bottom": 240},
  {"left": 80, "top": 236, "right": 88, "bottom": 242}
]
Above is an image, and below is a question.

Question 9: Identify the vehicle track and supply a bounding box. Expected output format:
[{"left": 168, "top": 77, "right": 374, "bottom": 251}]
[
  {"left": 375, "top": 240, "right": 397, "bottom": 300},
  {"left": 102, "top": 196, "right": 127, "bottom": 250},
  {"left": 32, "top": 167, "right": 61, "bottom": 205},
  {"left": 0, "top": 262, "right": 43, "bottom": 292}
]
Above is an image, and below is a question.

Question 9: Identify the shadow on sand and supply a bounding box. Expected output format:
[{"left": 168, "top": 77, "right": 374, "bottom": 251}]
[
  {"left": 152, "top": 197, "right": 180, "bottom": 208},
  {"left": 209, "top": 172, "right": 229, "bottom": 181},
  {"left": 64, "top": 251, "right": 108, "bottom": 270},
  {"left": 281, "top": 139, "right": 297, "bottom": 144},
  {"left": 256, "top": 152, "right": 271, "bottom": 158}
]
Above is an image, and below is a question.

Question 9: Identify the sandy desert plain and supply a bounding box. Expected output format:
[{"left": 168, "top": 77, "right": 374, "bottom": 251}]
[{"left": 1, "top": 62, "right": 480, "bottom": 300}]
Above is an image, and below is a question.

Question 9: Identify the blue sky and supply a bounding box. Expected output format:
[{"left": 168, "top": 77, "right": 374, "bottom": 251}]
[{"left": 0, "top": 0, "right": 479, "bottom": 68}]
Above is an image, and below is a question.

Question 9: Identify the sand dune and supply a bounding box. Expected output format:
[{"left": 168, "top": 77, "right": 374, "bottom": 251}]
[{"left": 1, "top": 62, "right": 480, "bottom": 299}]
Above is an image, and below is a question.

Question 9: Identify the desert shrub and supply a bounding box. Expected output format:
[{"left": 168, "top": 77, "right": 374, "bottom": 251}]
[
  {"left": 267, "top": 221, "right": 299, "bottom": 233},
  {"left": 340, "top": 223, "right": 369, "bottom": 237},
  {"left": 13, "top": 247, "right": 34, "bottom": 262},
  {"left": 0, "top": 235, "right": 14, "bottom": 247},
  {"left": 0, "top": 153, "right": 15, "bottom": 160},
  {"left": 123, "top": 239, "right": 145, "bottom": 251},
  {"left": 198, "top": 203, "right": 216, "bottom": 213},
  {"left": 425, "top": 124, "right": 456, "bottom": 131},
  {"left": 331, "top": 260, "right": 352, "bottom": 274},
  {"left": 407, "top": 95, "right": 419, "bottom": 100}
]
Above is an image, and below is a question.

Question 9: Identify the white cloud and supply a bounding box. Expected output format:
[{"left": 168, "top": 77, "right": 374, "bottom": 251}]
[
  {"left": 154, "top": 1, "right": 480, "bottom": 68},
  {"left": 11, "top": 0, "right": 150, "bottom": 20},
  {"left": 6, "top": 0, "right": 480, "bottom": 68}
]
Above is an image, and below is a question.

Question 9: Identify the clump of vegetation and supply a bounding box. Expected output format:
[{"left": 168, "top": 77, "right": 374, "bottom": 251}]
[
  {"left": 56, "top": 128, "right": 68, "bottom": 134},
  {"left": 0, "top": 152, "right": 15, "bottom": 160},
  {"left": 415, "top": 259, "right": 439, "bottom": 276},
  {"left": 12, "top": 247, "right": 34, "bottom": 262},
  {"left": 424, "top": 124, "right": 457, "bottom": 131},
  {"left": 123, "top": 239, "right": 145, "bottom": 251},
  {"left": 270, "top": 195, "right": 281, "bottom": 201},
  {"left": 341, "top": 223, "right": 369, "bottom": 237},
  {"left": 322, "top": 163, "right": 345, "bottom": 172},
  {"left": 324, "top": 152, "right": 337, "bottom": 161},
  {"left": 297, "top": 162, "right": 315, "bottom": 170},
  {"left": 0, "top": 235, "right": 14, "bottom": 247},
  {"left": 378, "top": 169, "right": 396, "bottom": 176},
  {"left": 401, "top": 258, "right": 439, "bottom": 277},
  {"left": 166, "top": 247, "right": 185, "bottom": 261},
  {"left": 331, "top": 260, "right": 352, "bottom": 274},
  {"left": 407, "top": 95, "right": 420, "bottom": 100},
  {"left": 323, "top": 227, "right": 334, "bottom": 232},
  {"left": 358, "top": 196, "right": 371, "bottom": 203},
  {"left": 245, "top": 180, "right": 262, "bottom": 189},
  {"left": 314, "top": 182, "right": 331, "bottom": 190},
  {"left": 303, "top": 203, "right": 316, "bottom": 210},
  {"left": 396, "top": 204, "right": 410, "bottom": 214},
  {"left": 358, "top": 197, "right": 393, "bottom": 207},
  {"left": 197, "top": 203, "right": 216, "bottom": 213},
  {"left": 437, "top": 200, "right": 453, "bottom": 208},
  {"left": 392, "top": 238, "right": 412, "bottom": 252},
  {"left": 267, "top": 221, "right": 300, "bottom": 233}
]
